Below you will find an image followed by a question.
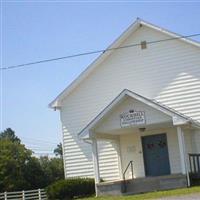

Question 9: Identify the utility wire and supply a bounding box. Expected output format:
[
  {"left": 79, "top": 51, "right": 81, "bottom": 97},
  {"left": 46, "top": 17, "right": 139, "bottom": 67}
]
[
  {"left": 19, "top": 136, "right": 59, "bottom": 145},
  {"left": 33, "top": 154, "right": 53, "bottom": 155},
  {"left": 25, "top": 144, "right": 56, "bottom": 148},
  {"left": 1, "top": 33, "right": 200, "bottom": 71}
]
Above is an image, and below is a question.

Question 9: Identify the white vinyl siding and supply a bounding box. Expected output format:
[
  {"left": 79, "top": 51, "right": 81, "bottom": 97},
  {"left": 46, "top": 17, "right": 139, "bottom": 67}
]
[
  {"left": 98, "top": 140, "right": 120, "bottom": 181},
  {"left": 62, "top": 126, "right": 93, "bottom": 178},
  {"left": 95, "top": 96, "right": 172, "bottom": 133},
  {"left": 60, "top": 25, "right": 200, "bottom": 179}
]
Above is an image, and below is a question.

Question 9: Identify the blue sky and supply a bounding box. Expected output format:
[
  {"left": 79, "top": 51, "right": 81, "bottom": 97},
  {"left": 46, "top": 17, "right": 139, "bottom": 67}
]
[{"left": 1, "top": 2, "right": 200, "bottom": 155}]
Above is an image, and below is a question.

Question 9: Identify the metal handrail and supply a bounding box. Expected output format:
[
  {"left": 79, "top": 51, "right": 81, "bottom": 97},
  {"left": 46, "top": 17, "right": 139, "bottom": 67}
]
[
  {"left": 122, "top": 160, "right": 134, "bottom": 193},
  {"left": 123, "top": 160, "right": 134, "bottom": 180}
]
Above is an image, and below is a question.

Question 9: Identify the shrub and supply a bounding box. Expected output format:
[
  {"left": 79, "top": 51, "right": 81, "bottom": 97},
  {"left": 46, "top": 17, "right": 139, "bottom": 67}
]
[{"left": 47, "top": 178, "right": 95, "bottom": 199}]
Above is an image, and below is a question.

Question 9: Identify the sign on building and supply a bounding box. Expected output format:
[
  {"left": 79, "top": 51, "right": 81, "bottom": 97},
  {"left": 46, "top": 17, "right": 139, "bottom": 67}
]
[{"left": 120, "top": 110, "right": 146, "bottom": 127}]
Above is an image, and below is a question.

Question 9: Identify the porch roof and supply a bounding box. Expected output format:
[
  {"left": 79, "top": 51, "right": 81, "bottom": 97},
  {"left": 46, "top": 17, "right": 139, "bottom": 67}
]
[{"left": 78, "top": 89, "right": 200, "bottom": 139}]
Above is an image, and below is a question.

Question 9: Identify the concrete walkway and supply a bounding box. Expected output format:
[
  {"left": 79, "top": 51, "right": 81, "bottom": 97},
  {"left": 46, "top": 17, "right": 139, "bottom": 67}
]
[{"left": 158, "top": 193, "right": 200, "bottom": 200}]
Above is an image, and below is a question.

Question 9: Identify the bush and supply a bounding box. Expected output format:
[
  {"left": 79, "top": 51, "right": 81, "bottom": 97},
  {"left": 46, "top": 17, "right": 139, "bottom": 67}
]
[{"left": 47, "top": 178, "right": 95, "bottom": 199}]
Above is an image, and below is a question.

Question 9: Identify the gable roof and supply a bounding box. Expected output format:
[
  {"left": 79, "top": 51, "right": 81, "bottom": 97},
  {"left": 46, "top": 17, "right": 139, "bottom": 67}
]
[
  {"left": 79, "top": 89, "right": 200, "bottom": 139},
  {"left": 49, "top": 18, "right": 200, "bottom": 109}
]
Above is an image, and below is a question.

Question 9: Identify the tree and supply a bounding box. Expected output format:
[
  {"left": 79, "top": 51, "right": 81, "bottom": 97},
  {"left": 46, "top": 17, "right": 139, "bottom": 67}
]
[
  {"left": 39, "top": 143, "right": 65, "bottom": 185},
  {"left": 53, "top": 143, "right": 63, "bottom": 158},
  {"left": 0, "top": 129, "right": 48, "bottom": 192},
  {"left": 24, "top": 157, "right": 47, "bottom": 189},
  {"left": 39, "top": 156, "right": 64, "bottom": 184},
  {"left": 0, "top": 128, "right": 21, "bottom": 143},
  {"left": 0, "top": 140, "right": 32, "bottom": 191},
  {"left": 0, "top": 128, "right": 64, "bottom": 192}
]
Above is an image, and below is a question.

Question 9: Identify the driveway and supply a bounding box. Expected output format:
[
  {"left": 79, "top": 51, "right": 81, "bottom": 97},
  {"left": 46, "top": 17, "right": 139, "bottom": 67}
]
[{"left": 158, "top": 193, "right": 200, "bottom": 200}]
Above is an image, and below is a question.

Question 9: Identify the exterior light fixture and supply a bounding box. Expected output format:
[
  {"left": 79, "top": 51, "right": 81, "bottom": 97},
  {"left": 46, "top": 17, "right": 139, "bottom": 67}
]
[{"left": 139, "top": 127, "right": 146, "bottom": 132}]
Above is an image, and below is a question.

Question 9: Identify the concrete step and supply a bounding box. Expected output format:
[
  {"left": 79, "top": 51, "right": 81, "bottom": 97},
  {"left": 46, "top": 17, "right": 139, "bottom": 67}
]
[
  {"left": 123, "top": 174, "right": 187, "bottom": 195},
  {"left": 96, "top": 174, "right": 187, "bottom": 196}
]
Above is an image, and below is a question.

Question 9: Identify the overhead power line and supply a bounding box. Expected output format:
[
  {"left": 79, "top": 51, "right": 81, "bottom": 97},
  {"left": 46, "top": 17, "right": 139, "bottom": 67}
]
[
  {"left": 1, "top": 33, "right": 200, "bottom": 71},
  {"left": 26, "top": 144, "right": 55, "bottom": 148},
  {"left": 19, "top": 136, "right": 58, "bottom": 145}
]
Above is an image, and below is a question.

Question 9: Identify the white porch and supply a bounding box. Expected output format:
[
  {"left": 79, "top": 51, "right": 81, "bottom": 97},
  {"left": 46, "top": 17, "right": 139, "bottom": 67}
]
[
  {"left": 79, "top": 89, "right": 200, "bottom": 195},
  {"left": 92, "top": 126, "right": 191, "bottom": 182}
]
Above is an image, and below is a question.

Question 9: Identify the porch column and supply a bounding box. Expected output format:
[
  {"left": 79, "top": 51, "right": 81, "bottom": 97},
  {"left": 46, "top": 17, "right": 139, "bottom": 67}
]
[
  {"left": 92, "top": 138, "right": 100, "bottom": 184},
  {"left": 116, "top": 139, "right": 123, "bottom": 179},
  {"left": 177, "top": 126, "right": 190, "bottom": 186},
  {"left": 177, "top": 126, "right": 186, "bottom": 174}
]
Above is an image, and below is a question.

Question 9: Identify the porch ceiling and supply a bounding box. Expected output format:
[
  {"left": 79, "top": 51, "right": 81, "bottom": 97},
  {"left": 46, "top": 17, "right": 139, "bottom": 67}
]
[{"left": 95, "top": 121, "right": 174, "bottom": 136}]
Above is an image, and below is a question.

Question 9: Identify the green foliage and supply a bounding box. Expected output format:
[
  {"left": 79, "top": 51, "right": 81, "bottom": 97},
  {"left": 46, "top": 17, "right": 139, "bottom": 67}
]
[
  {"left": 24, "top": 157, "right": 47, "bottom": 189},
  {"left": 54, "top": 143, "right": 63, "bottom": 158},
  {"left": 39, "top": 156, "right": 64, "bottom": 184},
  {"left": 0, "top": 128, "right": 64, "bottom": 192},
  {"left": 47, "top": 178, "right": 95, "bottom": 200},
  {"left": 0, "top": 128, "right": 21, "bottom": 143},
  {"left": 0, "top": 139, "right": 32, "bottom": 191}
]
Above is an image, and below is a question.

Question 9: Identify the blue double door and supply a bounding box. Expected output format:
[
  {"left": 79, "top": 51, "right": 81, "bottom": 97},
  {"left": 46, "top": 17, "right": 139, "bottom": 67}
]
[{"left": 142, "top": 133, "right": 171, "bottom": 177}]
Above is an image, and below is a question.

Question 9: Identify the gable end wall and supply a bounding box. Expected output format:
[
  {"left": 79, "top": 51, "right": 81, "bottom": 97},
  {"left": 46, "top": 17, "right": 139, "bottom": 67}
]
[{"left": 60, "top": 26, "right": 200, "bottom": 179}]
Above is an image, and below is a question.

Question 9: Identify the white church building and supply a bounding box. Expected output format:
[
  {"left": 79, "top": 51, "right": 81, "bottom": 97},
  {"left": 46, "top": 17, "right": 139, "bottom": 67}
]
[{"left": 50, "top": 19, "right": 200, "bottom": 195}]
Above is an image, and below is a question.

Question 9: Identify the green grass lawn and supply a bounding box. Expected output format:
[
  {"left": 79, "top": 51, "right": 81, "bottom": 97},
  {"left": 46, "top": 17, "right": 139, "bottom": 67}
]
[{"left": 79, "top": 186, "right": 200, "bottom": 200}]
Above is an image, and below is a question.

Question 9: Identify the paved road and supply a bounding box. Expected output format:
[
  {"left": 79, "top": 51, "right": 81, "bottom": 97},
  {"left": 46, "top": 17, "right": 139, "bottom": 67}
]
[{"left": 158, "top": 193, "right": 200, "bottom": 200}]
